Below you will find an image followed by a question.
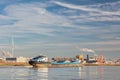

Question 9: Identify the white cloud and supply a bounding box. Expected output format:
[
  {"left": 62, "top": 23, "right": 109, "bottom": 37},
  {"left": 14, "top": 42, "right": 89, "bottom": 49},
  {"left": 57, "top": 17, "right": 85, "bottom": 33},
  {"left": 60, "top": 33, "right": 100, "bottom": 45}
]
[
  {"left": 0, "top": 2, "right": 73, "bottom": 38},
  {"left": 0, "top": 15, "right": 9, "bottom": 20},
  {"left": 4, "top": 3, "right": 69, "bottom": 25},
  {"left": 0, "top": 1, "right": 120, "bottom": 57},
  {"left": 0, "top": 1, "right": 119, "bottom": 39},
  {"left": 54, "top": 1, "right": 99, "bottom": 12},
  {"left": 53, "top": 1, "right": 120, "bottom": 22}
]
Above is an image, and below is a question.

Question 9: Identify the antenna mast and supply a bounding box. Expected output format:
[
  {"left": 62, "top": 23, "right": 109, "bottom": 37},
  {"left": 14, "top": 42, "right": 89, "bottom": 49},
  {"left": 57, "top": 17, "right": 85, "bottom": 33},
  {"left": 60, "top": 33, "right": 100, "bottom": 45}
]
[{"left": 12, "top": 36, "right": 14, "bottom": 57}]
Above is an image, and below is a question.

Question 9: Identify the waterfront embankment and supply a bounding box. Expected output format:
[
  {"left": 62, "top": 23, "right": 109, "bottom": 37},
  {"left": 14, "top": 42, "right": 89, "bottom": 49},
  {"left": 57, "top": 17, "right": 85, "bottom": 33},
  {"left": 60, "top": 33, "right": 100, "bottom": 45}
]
[
  {"left": 0, "top": 62, "right": 120, "bottom": 67},
  {"left": 0, "top": 62, "right": 30, "bottom": 66},
  {"left": 84, "top": 63, "right": 120, "bottom": 66}
]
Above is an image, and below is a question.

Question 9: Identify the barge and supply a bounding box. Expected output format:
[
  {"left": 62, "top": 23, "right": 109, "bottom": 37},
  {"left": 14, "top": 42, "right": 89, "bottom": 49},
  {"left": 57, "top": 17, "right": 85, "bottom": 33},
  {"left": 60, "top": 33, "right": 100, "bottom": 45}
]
[{"left": 29, "top": 55, "right": 83, "bottom": 68}]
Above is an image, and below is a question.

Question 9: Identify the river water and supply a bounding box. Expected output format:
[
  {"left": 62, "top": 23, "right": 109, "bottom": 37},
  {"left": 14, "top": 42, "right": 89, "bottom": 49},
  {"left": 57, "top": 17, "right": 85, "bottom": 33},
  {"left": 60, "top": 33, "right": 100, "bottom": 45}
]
[{"left": 0, "top": 66, "right": 120, "bottom": 80}]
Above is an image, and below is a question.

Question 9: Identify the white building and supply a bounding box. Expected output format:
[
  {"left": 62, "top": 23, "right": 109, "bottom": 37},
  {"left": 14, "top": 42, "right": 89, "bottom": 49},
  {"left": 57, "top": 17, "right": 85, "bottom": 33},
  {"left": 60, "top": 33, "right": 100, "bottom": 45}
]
[{"left": 5, "top": 56, "right": 30, "bottom": 62}]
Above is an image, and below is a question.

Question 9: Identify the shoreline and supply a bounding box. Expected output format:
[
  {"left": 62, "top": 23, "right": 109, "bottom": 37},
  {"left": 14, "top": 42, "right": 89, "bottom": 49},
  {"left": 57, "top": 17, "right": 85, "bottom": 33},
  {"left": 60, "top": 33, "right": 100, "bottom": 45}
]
[
  {"left": 0, "top": 62, "right": 30, "bottom": 66},
  {"left": 0, "top": 62, "right": 120, "bottom": 67},
  {"left": 84, "top": 63, "right": 120, "bottom": 66}
]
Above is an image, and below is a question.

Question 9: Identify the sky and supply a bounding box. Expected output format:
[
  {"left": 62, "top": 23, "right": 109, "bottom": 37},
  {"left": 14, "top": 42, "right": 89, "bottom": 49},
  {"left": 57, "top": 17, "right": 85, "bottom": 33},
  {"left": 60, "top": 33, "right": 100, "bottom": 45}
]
[{"left": 0, "top": 0, "right": 120, "bottom": 59}]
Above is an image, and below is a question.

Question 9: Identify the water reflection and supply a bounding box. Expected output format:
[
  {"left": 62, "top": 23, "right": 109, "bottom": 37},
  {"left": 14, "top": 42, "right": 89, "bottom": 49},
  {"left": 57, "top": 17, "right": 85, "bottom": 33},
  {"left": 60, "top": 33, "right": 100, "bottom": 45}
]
[
  {"left": 1, "top": 66, "right": 119, "bottom": 80},
  {"left": 78, "top": 67, "right": 84, "bottom": 80},
  {"left": 96, "top": 67, "right": 104, "bottom": 80},
  {"left": 84, "top": 66, "right": 104, "bottom": 80},
  {"left": 0, "top": 66, "right": 49, "bottom": 80},
  {"left": 31, "top": 68, "right": 48, "bottom": 80}
]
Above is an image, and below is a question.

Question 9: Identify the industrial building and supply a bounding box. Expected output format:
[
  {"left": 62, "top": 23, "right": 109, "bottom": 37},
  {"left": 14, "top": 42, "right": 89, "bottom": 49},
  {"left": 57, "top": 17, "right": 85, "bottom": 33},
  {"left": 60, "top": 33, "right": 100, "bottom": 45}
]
[{"left": 5, "top": 56, "right": 29, "bottom": 62}]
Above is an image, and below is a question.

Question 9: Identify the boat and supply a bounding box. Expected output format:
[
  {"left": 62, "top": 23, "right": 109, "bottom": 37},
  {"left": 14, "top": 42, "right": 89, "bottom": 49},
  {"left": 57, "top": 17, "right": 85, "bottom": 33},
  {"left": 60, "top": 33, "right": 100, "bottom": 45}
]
[{"left": 29, "top": 55, "right": 83, "bottom": 68}]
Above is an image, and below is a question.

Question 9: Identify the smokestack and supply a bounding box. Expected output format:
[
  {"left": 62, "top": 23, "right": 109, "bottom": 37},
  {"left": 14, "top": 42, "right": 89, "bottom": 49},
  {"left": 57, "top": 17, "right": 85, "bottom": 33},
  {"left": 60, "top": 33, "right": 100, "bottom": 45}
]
[{"left": 86, "top": 54, "right": 89, "bottom": 62}]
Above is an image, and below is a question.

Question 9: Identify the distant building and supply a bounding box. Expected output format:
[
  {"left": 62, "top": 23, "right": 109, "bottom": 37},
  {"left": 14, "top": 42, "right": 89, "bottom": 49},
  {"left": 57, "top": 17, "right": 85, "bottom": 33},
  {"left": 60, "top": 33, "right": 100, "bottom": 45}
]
[
  {"left": 5, "top": 56, "right": 29, "bottom": 62},
  {"left": 6, "top": 57, "right": 17, "bottom": 62}
]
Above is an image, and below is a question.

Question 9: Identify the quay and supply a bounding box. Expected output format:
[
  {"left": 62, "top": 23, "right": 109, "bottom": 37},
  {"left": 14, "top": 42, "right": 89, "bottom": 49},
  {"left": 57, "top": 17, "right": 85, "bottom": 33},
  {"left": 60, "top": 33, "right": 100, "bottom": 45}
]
[
  {"left": 0, "top": 62, "right": 120, "bottom": 67},
  {"left": 0, "top": 62, "right": 30, "bottom": 66}
]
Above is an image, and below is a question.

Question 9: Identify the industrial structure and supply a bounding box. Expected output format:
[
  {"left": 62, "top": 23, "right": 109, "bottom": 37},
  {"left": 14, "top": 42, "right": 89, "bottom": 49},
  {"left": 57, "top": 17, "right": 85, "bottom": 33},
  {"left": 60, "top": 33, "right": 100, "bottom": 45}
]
[
  {"left": 76, "top": 54, "right": 84, "bottom": 62},
  {"left": 0, "top": 37, "right": 30, "bottom": 63},
  {"left": 0, "top": 50, "right": 29, "bottom": 62},
  {"left": 85, "top": 54, "right": 104, "bottom": 64}
]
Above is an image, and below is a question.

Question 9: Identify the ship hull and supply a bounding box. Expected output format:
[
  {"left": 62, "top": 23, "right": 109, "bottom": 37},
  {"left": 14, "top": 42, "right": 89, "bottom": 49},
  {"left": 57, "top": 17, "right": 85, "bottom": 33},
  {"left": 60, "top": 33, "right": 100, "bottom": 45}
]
[{"left": 31, "top": 63, "right": 83, "bottom": 68}]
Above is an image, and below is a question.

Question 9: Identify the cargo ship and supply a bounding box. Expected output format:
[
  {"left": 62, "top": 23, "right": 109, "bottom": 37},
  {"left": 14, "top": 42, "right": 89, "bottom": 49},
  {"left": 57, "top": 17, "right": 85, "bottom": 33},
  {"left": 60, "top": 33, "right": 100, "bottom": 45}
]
[{"left": 29, "top": 55, "right": 83, "bottom": 68}]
